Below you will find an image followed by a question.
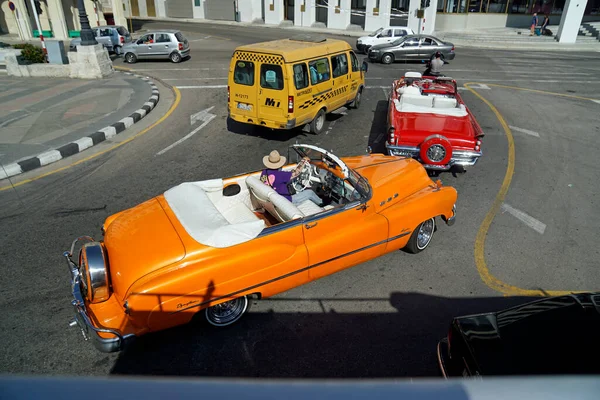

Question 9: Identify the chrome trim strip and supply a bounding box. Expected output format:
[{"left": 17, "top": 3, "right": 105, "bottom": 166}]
[
  {"left": 170, "top": 231, "right": 412, "bottom": 315},
  {"left": 312, "top": 88, "right": 332, "bottom": 98},
  {"left": 64, "top": 238, "right": 135, "bottom": 353}
]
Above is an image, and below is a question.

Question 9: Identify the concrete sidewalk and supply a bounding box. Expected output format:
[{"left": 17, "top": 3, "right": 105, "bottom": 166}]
[{"left": 0, "top": 72, "right": 159, "bottom": 179}]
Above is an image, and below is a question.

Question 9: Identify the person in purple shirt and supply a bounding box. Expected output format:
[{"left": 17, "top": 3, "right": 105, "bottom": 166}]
[{"left": 260, "top": 150, "right": 323, "bottom": 206}]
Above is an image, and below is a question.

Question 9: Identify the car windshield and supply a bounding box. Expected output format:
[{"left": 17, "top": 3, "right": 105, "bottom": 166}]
[
  {"left": 292, "top": 145, "right": 348, "bottom": 178},
  {"left": 369, "top": 28, "right": 383, "bottom": 37},
  {"left": 391, "top": 37, "right": 407, "bottom": 46}
]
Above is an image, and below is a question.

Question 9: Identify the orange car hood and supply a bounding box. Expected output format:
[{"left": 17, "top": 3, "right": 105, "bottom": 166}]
[
  {"left": 103, "top": 198, "right": 186, "bottom": 302},
  {"left": 345, "top": 155, "right": 433, "bottom": 213}
]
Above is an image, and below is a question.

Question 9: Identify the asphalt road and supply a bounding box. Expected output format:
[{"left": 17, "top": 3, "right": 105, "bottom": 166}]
[{"left": 1, "top": 20, "right": 599, "bottom": 378}]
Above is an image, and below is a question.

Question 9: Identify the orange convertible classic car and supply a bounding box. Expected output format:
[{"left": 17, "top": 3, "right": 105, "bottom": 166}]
[{"left": 64, "top": 145, "right": 457, "bottom": 352}]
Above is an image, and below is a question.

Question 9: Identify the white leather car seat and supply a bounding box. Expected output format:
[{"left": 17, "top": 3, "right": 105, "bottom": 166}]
[
  {"left": 246, "top": 175, "right": 304, "bottom": 223},
  {"left": 433, "top": 96, "right": 458, "bottom": 109}
]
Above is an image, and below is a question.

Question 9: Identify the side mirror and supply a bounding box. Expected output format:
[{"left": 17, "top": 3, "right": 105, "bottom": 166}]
[
  {"left": 136, "top": 39, "right": 143, "bottom": 45},
  {"left": 366, "top": 145, "right": 372, "bottom": 154},
  {"left": 376, "top": 34, "right": 382, "bottom": 38},
  {"left": 361, "top": 61, "right": 368, "bottom": 72}
]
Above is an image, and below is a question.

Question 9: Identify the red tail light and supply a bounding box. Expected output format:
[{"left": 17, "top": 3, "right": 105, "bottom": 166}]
[
  {"left": 451, "top": 46, "right": 455, "bottom": 52},
  {"left": 178, "top": 42, "right": 184, "bottom": 51},
  {"left": 227, "top": 86, "right": 230, "bottom": 102},
  {"left": 120, "top": 36, "right": 124, "bottom": 44},
  {"left": 288, "top": 96, "right": 294, "bottom": 113}
]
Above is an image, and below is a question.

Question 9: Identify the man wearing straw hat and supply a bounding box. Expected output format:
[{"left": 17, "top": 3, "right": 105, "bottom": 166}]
[{"left": 260, "top": 150, "right": 324, "bottom": 206}]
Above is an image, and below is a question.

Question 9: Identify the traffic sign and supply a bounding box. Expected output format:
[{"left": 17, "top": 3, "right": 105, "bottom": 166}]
[{"left": 8, "top": 1, "right": 15, "bottom": 11}]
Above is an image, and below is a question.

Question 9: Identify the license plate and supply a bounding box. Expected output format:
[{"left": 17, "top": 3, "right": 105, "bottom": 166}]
[{"left": 237, "top": 103, "right": 252, "bottom": 111}]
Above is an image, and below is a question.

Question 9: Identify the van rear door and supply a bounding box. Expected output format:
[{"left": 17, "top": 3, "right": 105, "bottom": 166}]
[
  {"left": 231, "top": 58, "right": 258, "bottom": 119},
  {"left": 258, "top": 63, "right": 287, "bottom": 124}
]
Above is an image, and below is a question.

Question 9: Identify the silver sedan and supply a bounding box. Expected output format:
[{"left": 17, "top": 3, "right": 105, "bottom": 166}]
[{"left": 368, "top": 35, "right": 456, "bottom": 64}]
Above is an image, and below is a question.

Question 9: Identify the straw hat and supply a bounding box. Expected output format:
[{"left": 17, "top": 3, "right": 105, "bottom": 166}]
[{"left": 263, "top": 150, "right": 286, "bottom": 169}]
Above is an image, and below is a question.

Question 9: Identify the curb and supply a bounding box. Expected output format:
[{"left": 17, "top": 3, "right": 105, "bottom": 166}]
[{"left": 0, "top": 71, "right": 159, "bottom": 181}]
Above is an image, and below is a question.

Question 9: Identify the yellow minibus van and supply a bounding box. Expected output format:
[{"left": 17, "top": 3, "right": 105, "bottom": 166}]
[{"left": 228, "top": 36, "right": 368, "bottom": 135}]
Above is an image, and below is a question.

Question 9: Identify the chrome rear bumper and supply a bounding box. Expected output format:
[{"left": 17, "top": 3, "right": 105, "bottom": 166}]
[
  {"left": 386, "top": 143, "right": 482, "bottom": 170},
  {"left": 64, "top": 237, "right": 135, "bottom": 353}
]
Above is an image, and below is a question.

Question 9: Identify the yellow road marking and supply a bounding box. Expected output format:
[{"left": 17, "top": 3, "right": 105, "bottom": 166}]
[
  {"left": 0, "top": 87, "right": 181, "bottom": 192},
  {"left": 465, "top": 82, "right": 584, "bottom": 297}
]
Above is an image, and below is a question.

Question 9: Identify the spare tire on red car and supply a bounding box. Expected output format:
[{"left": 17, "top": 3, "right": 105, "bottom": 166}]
[{"left": 419, "top": 135, "right": 453, "bottom": 166}]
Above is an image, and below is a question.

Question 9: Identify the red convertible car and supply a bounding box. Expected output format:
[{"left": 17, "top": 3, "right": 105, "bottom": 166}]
[{"left": 385, "top": 72, "right": 484, "bottom": 172}]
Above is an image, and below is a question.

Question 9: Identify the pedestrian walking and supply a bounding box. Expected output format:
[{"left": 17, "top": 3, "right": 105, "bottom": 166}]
[{"left": 530, "top": 12, "right": 538, "bottom": 36}]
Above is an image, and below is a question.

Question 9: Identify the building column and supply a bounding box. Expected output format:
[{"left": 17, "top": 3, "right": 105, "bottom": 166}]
[
  {"left": 408, "top": 0, "right": 436, "bottom": 35},
  {"left": 47, "top": 0, "right": 69, "bottom": 39},
  {"left": 263, "top": 0, "right": 283, "bottom": 25},
  {"left": 13, "top": 0, "right": 33, "bottom": 39},
  {"left": 327, "top": 0, "right": 351, "bottom": 30},
  {"left": 364, "top": 0, "right": 391, "bottom": 32},
  {"left": 239, "top": 0, "right": 262, "bottom": 22},
  {"left": 556, "top": 0, "right": 588, "bottom": 43},
  {"left": 110, "top": 0, "right": 127, "bottom": 26},
  {"left": 294, "top": 0, "right": 315, "bottom": 27}
]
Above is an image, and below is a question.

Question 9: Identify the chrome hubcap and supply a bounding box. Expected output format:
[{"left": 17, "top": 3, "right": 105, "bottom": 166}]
[
  {"left": 417, "top": 218, "right": 435, "bottom": 250},
  {"left": 427, "top": 144, "right": 446, "bottom": 162},
  {"left": 316, "top": 113, "right": 324, "bottom": 130},
  {"left": 205, "top": 297, "right": 248, "bottom": 326}
]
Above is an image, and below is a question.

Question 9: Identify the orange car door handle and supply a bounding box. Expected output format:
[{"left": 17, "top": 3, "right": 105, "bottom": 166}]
[{"left": 305, "top": 222, "right": 318, "bottom": 229}]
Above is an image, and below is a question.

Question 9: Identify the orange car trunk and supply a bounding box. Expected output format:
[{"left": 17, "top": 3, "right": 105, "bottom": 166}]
[{"left": 103, "top": 198, "right": 186, "bottom": 302}]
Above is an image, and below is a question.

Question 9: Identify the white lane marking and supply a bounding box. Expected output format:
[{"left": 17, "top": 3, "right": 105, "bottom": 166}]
[
  {"left": 501, "top": 203, "right": 547, "bottom": 234},
  {"left": 190, "top": 106, "right": 215, "bottom": 126},
  {"left": 157, "top": 107, "right": 216, "bottom": 155},
  {"left": 509, "top": 125, "right": 540, "bottom": 138},
  {"left": 0, "top": 114, "right": 27, "bottom": 128},
  {"left": 468, "top": 84, "right": 491, "bottom": 90},
  {"left": 163, "top": 77, "right": 228, "bottom": 81},
  {"left": 593, "top": 100, "right": 600, "bottom": 104},
  {"left": 131, "top": 68, "right": 228, "bottom": 71},
  {"left": 176, "top": 85, "right": 227, "bottom": 89},
  {"left": 325, "top": 120, "right": 337, "bottom": 135},
  {"left": 382, "top": 87, "right": 389, "bottom": 99}
]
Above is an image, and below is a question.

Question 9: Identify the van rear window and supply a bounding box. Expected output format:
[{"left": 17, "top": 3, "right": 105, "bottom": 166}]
[
  {"left": 234, "top": 61, "right": 255, "bottom": 86},
  {"left": 260, "top": 64, "right": 283, "bottom": 90}
]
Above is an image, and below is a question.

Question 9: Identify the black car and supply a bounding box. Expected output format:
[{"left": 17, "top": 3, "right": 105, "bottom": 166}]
[{"left": 437, "top": 293, "right": 600, "bottom": 377}]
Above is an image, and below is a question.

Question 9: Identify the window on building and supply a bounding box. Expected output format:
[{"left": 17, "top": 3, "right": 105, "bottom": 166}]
[
  {"left": 350, "top": 51, "right": 360, "bottom": 72},
  {"left": 260, "top": 64, "right": 284, "bottom": 90},
  {"left": 293, "top": 63, "right": 309, "bottom": 90},
  {"left": 309, "top": 58, "right": 330, "bottom": 85},
  {"left": 331, "top": 53, "right": 348, "bottom": 78},
  {"left": 234, "top": 60, "right": 255, "bottom": 86}
]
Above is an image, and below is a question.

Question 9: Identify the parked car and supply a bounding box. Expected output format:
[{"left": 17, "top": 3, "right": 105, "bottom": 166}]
[
  {"left": 123, "top": 29, "right": 190, "bottom": 64},
  {"left": 69, "top": 25, "right": 131, "bottom": 54},
  {"left": 437, "top": 292, "right": 600, "bottom": 377},
  {"left": 64, "top": 144, "right": 457, "bottom": 352},
  {"left": 356, "top": 26, "right": 414, "bottom": 54},
  {"left": 368, "top": 34, "right": 455, "bottom": 64},
  {"left": 386, "top": 72, "right": 483, "bottom": 172}
]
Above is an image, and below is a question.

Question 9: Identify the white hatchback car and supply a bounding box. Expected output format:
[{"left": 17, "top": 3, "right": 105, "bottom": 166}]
[{"left": 356, "top": 27, "right": 414, "bottom": 54}]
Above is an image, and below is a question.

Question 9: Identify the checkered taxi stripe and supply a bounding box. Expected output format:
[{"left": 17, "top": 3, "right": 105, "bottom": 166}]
[
  {"left": 234, "top": 51, "right": 284, "bottom": 65},
  {"left": 298, "top": 86, "right": 348, "bottom": 109}
]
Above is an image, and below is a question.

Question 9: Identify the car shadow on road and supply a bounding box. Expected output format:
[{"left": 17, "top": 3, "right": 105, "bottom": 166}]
[
  {"left": 109, "top": 292, "right": 534, "bottom": 378},
  {"left": 226, "top": 117, "right": 311, "bottom": 142},
  {"left": 367, "top": 100, "right": 389, "bottom": 154}
]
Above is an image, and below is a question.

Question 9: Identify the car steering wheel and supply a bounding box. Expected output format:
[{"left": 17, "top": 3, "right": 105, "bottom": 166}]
[{"left": 292, "top": 161, "right": 314, "bottom": 193}]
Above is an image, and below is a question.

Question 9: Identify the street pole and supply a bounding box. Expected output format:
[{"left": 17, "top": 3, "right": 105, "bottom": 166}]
[
  {"left": 28, "top": 0, "right": 47, "bottom": 57},
  {"left": 127, "top": 0, "right": 134, "bottom": 34},
  {"left": 76, "top": 0, "right": 98, "bottom": 46}
]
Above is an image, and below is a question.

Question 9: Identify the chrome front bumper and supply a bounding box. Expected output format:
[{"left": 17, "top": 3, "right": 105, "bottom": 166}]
[
  {"left": 64, "top": 236, "right": 135, "bottom": 353},
  {"left": 386, "top": 143, "right": 482, "bottom": 170}
]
